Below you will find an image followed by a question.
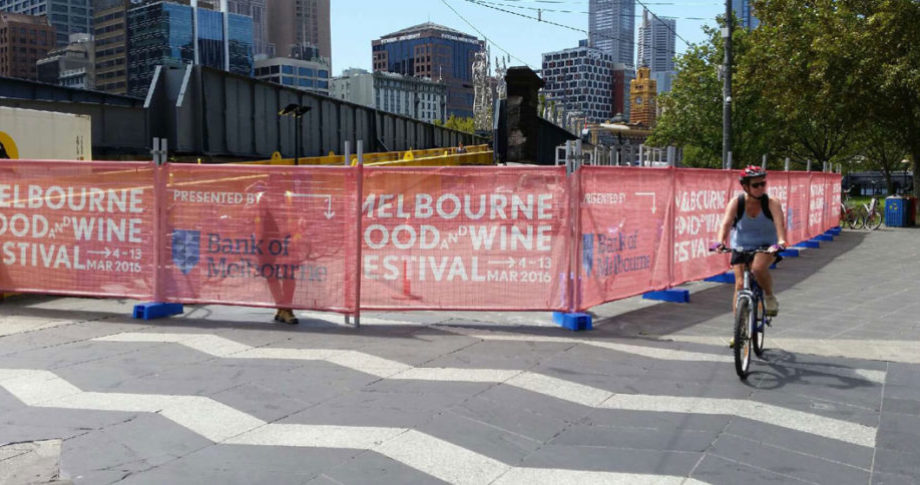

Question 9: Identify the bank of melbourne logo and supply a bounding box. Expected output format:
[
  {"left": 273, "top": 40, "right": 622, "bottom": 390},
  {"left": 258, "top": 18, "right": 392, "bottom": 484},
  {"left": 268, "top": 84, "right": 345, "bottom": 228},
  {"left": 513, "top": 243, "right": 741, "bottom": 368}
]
[{"left": 172, "top": 230, "right": 200, "bottom": 274}]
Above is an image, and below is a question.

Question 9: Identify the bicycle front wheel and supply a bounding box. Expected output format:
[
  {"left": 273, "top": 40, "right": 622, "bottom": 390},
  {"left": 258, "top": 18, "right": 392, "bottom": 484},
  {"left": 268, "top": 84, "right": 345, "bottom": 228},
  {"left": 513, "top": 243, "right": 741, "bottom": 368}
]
[
  {"left": 865, "top": 211, "right": 883, "bottom": 230},
  {"left": 734, "top": 298, "right": 754, "bottom": 379},
  {"left": 753, "top": 300, "right": 766, "bottom": 357}
]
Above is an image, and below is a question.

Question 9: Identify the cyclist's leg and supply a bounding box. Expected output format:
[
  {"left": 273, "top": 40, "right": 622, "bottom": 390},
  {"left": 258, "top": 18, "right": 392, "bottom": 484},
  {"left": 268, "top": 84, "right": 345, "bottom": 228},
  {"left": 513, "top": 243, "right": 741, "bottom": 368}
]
[
  {"left": 732, "top": 263, "right": 745, "bottom": 313},
  {"left": 751, "top": 253, "right": 774, "bottom": 294},
  {"left": 752, "top": 253, "right": 778, "bottom": 315}
]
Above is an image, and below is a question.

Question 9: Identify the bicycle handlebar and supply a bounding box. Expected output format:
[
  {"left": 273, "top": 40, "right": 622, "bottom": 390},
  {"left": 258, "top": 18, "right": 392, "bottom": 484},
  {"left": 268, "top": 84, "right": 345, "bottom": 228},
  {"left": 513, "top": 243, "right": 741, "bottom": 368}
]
[{"left": 708, "top": 244, "right": 782, "bottom": 255}]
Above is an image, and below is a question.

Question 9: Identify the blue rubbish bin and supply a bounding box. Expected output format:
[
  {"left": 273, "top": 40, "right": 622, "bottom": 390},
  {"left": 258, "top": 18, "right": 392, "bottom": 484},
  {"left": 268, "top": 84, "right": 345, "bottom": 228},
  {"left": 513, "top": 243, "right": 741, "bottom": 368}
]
[{"left": 885, "top": 197, "right": 909, "bottom": 227}]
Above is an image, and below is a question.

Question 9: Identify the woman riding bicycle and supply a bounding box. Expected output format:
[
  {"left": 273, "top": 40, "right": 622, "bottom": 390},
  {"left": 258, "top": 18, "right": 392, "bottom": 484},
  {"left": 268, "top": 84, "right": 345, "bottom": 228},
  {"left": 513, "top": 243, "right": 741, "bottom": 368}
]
[{"left": 715, "top": 166, "right": 788, "bottom": 317}]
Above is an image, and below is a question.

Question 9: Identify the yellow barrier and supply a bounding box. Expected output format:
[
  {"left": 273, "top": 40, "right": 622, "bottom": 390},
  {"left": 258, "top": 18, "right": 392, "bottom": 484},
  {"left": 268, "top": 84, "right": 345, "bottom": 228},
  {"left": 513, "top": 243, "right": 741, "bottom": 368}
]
[{"left": 238, "top": 144, "right": 492, "bottom": 167}]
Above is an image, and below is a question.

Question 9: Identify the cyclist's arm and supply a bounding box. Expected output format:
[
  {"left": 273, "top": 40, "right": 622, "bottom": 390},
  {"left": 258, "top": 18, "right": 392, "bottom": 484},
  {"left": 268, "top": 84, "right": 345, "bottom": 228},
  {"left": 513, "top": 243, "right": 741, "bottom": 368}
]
[
  {"left": 716, "top": 196, "right": 738, "bottom": 246},
  {"left": 770, "top": 198, "right": 787, "bottom": 246}
]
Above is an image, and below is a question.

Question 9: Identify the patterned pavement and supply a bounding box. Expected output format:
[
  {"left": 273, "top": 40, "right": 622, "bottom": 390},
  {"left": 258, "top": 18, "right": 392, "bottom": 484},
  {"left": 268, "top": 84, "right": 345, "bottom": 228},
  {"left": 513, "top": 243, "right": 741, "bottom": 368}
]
[{"left": 1, "top": 227, "right": 919, "bottom": 484}]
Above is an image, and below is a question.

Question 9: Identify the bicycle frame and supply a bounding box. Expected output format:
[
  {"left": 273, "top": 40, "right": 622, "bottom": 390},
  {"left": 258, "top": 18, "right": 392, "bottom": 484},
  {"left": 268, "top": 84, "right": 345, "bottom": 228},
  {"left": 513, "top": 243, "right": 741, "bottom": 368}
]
[{"left": 737, "top": 265, "right": 767, "bottom": 333}]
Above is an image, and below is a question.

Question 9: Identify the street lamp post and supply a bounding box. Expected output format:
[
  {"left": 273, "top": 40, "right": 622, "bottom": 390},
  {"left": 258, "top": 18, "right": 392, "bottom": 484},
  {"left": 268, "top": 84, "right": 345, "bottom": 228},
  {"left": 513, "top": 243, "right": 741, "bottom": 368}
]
[{"left": 279, "top": 103, "right": 312, "bottom": 165}]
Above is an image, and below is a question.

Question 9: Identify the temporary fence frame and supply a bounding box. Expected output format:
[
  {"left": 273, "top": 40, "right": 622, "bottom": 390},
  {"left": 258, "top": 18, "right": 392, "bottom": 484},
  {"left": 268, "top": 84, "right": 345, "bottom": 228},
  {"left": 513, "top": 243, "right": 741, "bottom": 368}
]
[{"left": 0, "top": 158, "right": 841, "bottom": 317}]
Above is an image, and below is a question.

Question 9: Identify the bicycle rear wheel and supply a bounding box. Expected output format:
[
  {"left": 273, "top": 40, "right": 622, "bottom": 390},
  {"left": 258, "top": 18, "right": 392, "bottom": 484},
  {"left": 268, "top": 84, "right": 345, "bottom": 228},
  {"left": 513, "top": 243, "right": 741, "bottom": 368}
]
[
  {"left": 865, "top": 211, "right": 883, "bottom": 230},
  {"left": 844, "top": 211, "right": 859, "bottom": 229},
  {"left": 734, "top": 298, "right": 753, "bottom": 379}
]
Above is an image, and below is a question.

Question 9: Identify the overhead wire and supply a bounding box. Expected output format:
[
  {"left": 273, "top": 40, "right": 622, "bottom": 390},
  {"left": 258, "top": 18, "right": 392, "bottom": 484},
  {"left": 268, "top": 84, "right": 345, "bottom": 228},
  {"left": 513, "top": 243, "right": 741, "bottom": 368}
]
[
  {"left": 439, "top": 0, "right": 536, "bottom": 69},
  {"left": 459, "top": 0, "right": 689, "bottom": 58}
]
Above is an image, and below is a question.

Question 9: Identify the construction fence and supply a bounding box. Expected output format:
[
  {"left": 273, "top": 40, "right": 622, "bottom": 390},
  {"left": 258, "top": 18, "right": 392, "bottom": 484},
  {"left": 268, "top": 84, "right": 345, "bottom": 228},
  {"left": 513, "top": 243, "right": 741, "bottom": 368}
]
[{"left": 0, "top": 160, "right": 841, "bottom": 314}]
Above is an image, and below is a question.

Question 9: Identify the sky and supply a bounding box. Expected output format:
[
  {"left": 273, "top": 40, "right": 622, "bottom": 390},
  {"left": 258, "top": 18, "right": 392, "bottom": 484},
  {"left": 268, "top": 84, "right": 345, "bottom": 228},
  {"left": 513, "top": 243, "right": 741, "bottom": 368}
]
[{"left": 329, "top": 0, "right": 727, "bottom": 76}]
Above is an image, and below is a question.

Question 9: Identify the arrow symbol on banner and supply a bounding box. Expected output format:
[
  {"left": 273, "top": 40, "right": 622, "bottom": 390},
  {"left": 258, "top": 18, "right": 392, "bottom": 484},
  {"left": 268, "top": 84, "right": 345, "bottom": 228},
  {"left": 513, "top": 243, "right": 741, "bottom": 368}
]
[
  {"left": 488, "top": 257, "right": 515, "bottom": 269},
  {"left": 285, "top": 192, "right": 335, "bottom": 219},
  {"left": 635, "top": 192, "right": 657, "bottom": 214},
  {"left": 87, "top": 248, "right": 111, "bottom": 258}
]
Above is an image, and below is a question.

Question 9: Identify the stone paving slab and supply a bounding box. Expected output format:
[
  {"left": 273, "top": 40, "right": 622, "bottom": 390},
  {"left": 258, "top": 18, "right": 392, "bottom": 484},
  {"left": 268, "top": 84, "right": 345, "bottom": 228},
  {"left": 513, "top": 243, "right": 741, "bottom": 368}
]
[{"left": 0, "top": 228, "right": 919, "bottom": 483}]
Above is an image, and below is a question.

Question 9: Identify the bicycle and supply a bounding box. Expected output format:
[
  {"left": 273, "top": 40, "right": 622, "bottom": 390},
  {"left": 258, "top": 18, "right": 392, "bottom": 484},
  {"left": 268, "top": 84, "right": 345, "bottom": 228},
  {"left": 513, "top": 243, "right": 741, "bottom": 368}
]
[
  {"left": 861, "top": 197, "right": 883, "bottom": 231},
  {"left": 710, "top": 246, "right": 777, "bottom": 379},
  {"left": 840, "top": 200, "right": 864, "bottom": 229}
]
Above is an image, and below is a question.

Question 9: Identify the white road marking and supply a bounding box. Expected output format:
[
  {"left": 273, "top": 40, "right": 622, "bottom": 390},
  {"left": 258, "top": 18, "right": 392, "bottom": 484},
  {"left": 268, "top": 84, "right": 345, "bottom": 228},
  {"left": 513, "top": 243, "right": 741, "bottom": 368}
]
[
  {"left": 92, "top": 333, "right": 877, "bottom": 447},
  {"left": 666, "top": 335, "right": 918, "bottom": 366},
  {"left": 0, "top": 368, "right": 707, "bottom": 485},
  {"left": 436, "top": 326, "right": 732, "bottom": 363}
]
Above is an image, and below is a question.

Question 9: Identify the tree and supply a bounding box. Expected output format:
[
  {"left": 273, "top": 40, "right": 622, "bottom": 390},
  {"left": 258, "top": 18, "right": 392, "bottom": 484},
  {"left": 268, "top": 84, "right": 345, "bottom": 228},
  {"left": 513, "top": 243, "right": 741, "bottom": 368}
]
[
  {"left": 434, "top": 115, "right": 476, "bottom": 134},
  {"left": 647, "top": 20, "right": 779, "bottom": 168},
  {"left": 745, "top": 1, "right": 867, "bottom": 168},
  {"left": 849, "top": 0, "right": 920, "bottom": 198},
  {"left": 851, "top": 124, "right": 908, "bottom": 195}
]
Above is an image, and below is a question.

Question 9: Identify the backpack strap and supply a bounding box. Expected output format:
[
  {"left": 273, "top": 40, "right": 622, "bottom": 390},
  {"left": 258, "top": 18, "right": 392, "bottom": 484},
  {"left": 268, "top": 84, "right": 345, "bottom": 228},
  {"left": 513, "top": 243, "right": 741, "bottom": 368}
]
[
  {"left": 733, "top": 193, "right": 774, "bottom": 227},
  {"left": 761, "top": 193, "right": 773, "bottom": 221}
]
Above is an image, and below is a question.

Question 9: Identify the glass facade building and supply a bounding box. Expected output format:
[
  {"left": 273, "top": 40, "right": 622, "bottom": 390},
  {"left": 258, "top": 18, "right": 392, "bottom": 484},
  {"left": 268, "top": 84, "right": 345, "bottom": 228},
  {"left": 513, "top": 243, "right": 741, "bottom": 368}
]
[
  {"left": 372, "top": 23, "right": 482, "bottom": 119},
  {"left": 732, "top": 0, "right": 759, "bottom": 29},
  {"left": 126, "top": 1, "right": 252, "bottom": 97},
  {"left": 588, "top": 0, "right": 635, "bottom": 67},
  {"left": 0, "top": 0, "right": 91, "bottom": 46}
]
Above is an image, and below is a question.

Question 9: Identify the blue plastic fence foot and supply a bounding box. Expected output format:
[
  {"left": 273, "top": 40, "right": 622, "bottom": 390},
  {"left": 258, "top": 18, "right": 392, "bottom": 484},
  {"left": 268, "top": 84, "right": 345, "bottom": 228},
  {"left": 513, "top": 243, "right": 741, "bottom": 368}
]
[
  {"left": 828, "top": 227, "right": 842, "bottom": 236},
  {"left": 642, "top": 289, "right": 690, "bottom": 303},
  {"left": 779, "top": 248, "right": 800, "bottom": 258},
  {"left": 704, "top": 271, "right": 735, "bottom": 284},
  {"left": 133, "top": 302, "right": 184, "bottom": 320},
  {"left": 815, "top": 234, "right": 834, "bottom": 242},
  {"left": 552, "top": 312, "right": 592, "bottom": 331},
  {"left": 794, "top": 240, "right": 820, "bottom": 249}
]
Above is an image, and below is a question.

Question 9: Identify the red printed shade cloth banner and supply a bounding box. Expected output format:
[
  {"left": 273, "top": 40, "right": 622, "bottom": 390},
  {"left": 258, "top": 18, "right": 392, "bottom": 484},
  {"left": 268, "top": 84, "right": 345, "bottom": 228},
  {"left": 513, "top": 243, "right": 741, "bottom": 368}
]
[
  {"left": 671, "top": 168, "right": 734, "bottom": 285},
  {"left": 0, "top": 160, "right": 155, "bottom": 298},
  {"left": 578, "top": 166, "right": 673, "bottom": 309},
  {"left": 0, "top": 160, "right": 841, "bottom": 313},
  {"left": 159, "top": 164, "right": 360, "bottom": 313},
  {"left": 359, "top": 166, "right": 571, "bottom": 311}
]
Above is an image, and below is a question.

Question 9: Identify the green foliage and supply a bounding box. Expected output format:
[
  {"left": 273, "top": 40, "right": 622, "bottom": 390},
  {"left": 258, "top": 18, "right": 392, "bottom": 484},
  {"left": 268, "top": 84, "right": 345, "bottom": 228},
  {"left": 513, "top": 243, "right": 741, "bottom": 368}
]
[
  {"left": 434, "top": 115, "right": 476, "bottom": 134},
  {"left": 647, "top": 21, "right": 778, "bottom": 168},
  {"left": 650, "top": 0, "right": 920, "bottom": 192}
]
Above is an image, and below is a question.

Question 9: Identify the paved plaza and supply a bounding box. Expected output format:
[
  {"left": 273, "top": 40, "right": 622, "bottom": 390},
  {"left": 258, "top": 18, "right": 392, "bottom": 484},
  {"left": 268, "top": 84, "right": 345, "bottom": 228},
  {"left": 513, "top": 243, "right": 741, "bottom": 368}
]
[{"left": 1, "top": 227, "right": 919, "bottom": 484}]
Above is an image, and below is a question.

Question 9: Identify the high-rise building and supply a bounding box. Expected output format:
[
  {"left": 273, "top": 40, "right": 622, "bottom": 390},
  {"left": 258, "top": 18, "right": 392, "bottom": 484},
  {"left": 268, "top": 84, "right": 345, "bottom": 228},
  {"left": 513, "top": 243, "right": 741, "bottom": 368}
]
[
  {"left": 0, "top": 0, "right": 90, "bottom": 46},
  {"left": 266, "top": 0, "right": 330, "bottom": 63},
  {"left": 93, "top": 0, "right": 224, "bottom": 95},
  {"left": 637, "top": 8, "right": 676, "bottom": 93},
  {"left": 227, "top": 0, "right": 266, "bottom": 57},
  {"left": 372, "top": 22, "right": 483, "bottom": 119},
  {"left": 732, "top": 0, "right": 759, "bottom": 29},
  {"left": 589, "top": 0, "right": 635, "bottom": 67},
  {"left": 542, "top": 44, "right": 615, "bottom": 123},
  {"left": 92, "top": 0, "right": 128, "bottom": 94},
  {"left": 331, "top": 68, "right": 447, "bottom": 124},
  {"left": 0, "top": 12, "right": 55, "bottom": 80},
  {"left": 36, "top": 32, "right": 94, "bottom": 88},
  {"left": 125, "top": 1, "right": 253, "bottom": 97}
]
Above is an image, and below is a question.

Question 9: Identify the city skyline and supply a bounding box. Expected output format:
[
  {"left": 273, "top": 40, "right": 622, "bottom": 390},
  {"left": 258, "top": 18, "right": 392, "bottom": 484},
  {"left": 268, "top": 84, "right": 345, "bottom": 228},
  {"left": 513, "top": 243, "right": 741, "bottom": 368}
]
[{"left": 331, "top": 0, "right": 723, "bottom": 77}]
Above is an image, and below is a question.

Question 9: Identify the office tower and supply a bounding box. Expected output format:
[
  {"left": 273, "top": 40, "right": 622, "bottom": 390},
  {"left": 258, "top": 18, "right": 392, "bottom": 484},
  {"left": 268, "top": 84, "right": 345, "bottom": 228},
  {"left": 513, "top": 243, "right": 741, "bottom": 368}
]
[
  {"left": 589, "top": 0, "right": 634, "bottom": 67},
  {"left": 732, "top": 0, "right": 759, "bottom": 29},
  {"left": 542, "top": 44, "right": 615, "bottom": 122},
  {"left": 125, "top": 1, "right": 253, "bottom": 97},
  {"left": 372, "top": 22, "right": 483, "bottom": 119},
  {"left": 637, "top": 8, "right": 676, "bottom": 92},
  {"left": 266, "top": 0, "right": 330, "bottom": 62},
  {"left": 0, "top": 0, "right": 89, "bottom": 46},
  {"left": 227, "top": 0, "right": 266, "bottom": 56},
  {"left": 0, "top": 12, "right": 55, "bottom": 80}
]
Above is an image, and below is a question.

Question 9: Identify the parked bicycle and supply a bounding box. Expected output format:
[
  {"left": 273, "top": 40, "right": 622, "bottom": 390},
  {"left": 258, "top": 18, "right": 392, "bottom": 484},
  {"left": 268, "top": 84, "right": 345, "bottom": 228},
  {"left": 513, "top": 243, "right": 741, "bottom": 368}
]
[
  {"left": 710, "top": 246, "right": 776, "bottom": 379},
  {"left": 840, "top": 198, "right": 864, "bottom": 229},
  {"left": 861, "top": 197, "right": 883, "bottom": 231}
]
